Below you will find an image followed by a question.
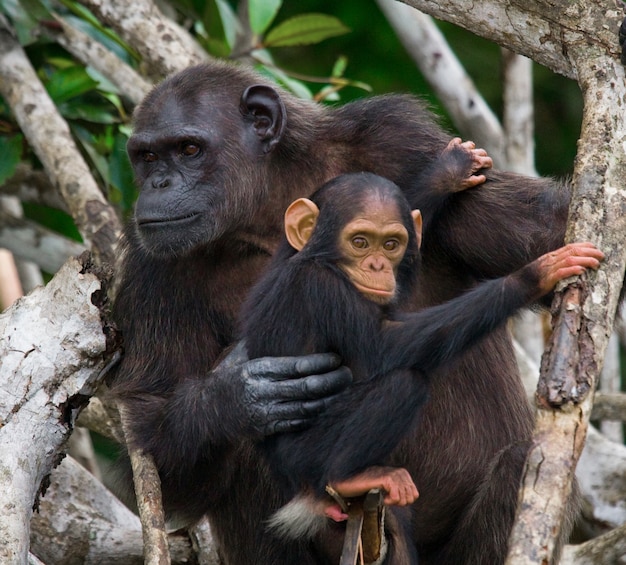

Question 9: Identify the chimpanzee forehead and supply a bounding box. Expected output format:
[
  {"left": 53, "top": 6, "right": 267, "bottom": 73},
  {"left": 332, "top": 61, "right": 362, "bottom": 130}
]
[
  {"left": 349, "top": 194, "right": 404, "bottom": 222},
  {"left": 133, "top": 88, "right": 238, "bottom": 137}
]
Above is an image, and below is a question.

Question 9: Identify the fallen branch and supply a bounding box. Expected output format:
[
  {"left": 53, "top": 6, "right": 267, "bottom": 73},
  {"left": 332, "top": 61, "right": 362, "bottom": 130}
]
[{"left": 30, "top": 456, "right": 195, "bottom": 564}]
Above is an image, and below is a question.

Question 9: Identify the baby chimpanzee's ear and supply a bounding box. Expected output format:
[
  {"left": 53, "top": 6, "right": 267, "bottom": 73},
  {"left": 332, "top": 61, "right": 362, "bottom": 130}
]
[{"left": 284, "top": 198, "right": 320, "bottom": 251}]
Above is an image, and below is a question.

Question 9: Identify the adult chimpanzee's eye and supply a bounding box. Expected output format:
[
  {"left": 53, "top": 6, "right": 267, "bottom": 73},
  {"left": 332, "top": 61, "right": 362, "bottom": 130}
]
[
  {"left": 143, "top": 151, "right": 158, "bottom": 163},
  {"left": 352, "top": 237, "right": 368, "bottom": 249},
  {"left": 181, "top": 143, "right": 200, "bottom": 157},
  {"left": 384, "top": 239, "right": 399, "bottom": 251}
]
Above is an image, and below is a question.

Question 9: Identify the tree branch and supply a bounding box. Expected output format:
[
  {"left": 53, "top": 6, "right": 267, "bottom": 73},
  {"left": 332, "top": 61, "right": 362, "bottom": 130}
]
[
  {"left": 592, "top": 391, "right": 626, "bottom": 421},
  {"left": 399, "top": 0, "right": 624, "bottom": 80},
  {"left": 120, "top": 406, "right": 172, "bottom": 565},
  {"left": 0, "top": 163, "right": 69, "bottom": 213},
  {"left": 506, "top": 45, "right": 626, "bottom": 564},
  {"left": 577, "top": 426, "right": 626, "bottom": 532},
  {"left": 45, "top": 14, "right": 152, "bottom": 105},
  {"left": 501, "top": 50, "right": 537, "bottom": 175},
  {"left": 376, "top": 0, "right": 505, "bottom": 164},
  {"left": 189, "top": 518, "right": 222, "bottom": 565},
  {"left": 0, "top": 254, "right": 116, "bottom": 563},
  {"left": 561, "top": 522, "right": 626, "bottom": 564},
  {"left": 0, "top": 210, "right": 86, "bottom": 273},
  {"left": 76, "top": 0, "right": 209, "bottom": 78}
]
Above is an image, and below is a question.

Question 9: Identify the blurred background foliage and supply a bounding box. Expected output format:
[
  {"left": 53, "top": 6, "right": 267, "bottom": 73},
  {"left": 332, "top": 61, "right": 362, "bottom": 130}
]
[{"left": 0, "top": 0, "right": 583, "bottom": 244}]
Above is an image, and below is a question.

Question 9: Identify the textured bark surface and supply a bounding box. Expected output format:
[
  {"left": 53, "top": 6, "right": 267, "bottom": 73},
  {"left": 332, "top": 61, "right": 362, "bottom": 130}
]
[
  {"left": 400, "top": 0, "right": 624, "bottom": 80},
  {"left": 0, "top": 255, "right": 113, "bottom": 563},
  {"left": 77, "top": 0, "right": 208, "bottom": 78}
]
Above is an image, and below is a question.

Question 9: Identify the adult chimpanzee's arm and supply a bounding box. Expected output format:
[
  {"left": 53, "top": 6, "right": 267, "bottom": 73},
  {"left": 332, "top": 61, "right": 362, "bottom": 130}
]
[
  {"left": 131, "top": 344, "right": 352, "bottom": 479},
  {"left": 422, "top": 172, "right": 571, "bottom": 281}
]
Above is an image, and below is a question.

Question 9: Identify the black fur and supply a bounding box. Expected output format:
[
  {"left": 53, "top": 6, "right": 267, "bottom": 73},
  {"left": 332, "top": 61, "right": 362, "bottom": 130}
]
[{"left": 243, "top": 173, "right": 545, "bottom": 504}]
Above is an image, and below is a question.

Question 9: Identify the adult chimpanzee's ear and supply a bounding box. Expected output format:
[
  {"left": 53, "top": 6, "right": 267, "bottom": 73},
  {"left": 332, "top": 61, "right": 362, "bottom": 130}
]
[
  {"left": 240, "top": 85, "right": 286, "bottom": 154},
  {"left": 411, "top": 209, "right": 423, "bottom": 249},
  {"left": 284, "top": 198, "right": 319, "bottom": 251}
]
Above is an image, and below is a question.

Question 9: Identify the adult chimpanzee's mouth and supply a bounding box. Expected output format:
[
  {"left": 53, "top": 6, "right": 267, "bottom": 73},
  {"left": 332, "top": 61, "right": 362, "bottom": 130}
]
[{"left": 137, "top": 212, "right": 201, "bottom": 228}]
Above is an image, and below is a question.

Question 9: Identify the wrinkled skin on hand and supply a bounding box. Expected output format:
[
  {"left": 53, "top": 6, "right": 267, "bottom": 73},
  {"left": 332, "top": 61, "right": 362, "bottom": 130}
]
[{"left": 216, "top": 342, "right": 353, "bottom": 438}]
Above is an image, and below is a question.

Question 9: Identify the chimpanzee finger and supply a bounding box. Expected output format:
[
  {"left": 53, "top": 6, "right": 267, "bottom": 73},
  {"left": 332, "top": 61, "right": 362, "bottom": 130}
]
[
  {"left": 268, "top": 419, "right": 310, "bottom": 435},
  {"left": 266, "top": 367, "right": 353, "bottom": 400},
  {"left": 263, "top": 396, "right": 348, "bottom": 434},
  {"left": 246, "top": 352, "right": 343, "bottom": 381}
]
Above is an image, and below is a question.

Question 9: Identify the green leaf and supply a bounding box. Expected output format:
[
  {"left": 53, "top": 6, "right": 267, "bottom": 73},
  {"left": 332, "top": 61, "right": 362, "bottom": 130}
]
[
  {"left": 215, "top": 0, "right": 239, "bottom": 48},
  {"left": 257, "top": 64, "right": 313, "bottom": 100},
  {"left": 248, "top": 0, "right": 282, "bottom": 36},
  {"left": 45, "top": 66, "right": 99, "bottom": 103},
  {"left": 264, "top": 13, "right": 349, "bottom": 48},
  {"left": 332, "top": 55, "right": 348, "bottom": 78},
  {"left": 0, "top": 135, "right": 23, "bottom": 185},
  {"left": 252, "top": 50, "right": 313, "bottom": 99},
  {"left": 22, "top": 202, "right": 82, "bottom": 242}
]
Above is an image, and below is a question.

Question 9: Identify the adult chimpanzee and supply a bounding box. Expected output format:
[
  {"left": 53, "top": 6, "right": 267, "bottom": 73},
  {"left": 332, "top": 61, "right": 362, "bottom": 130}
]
[
  {"left": 241, "top": 172, "right": 603, "bottom": 562},
  {"left": 113, "top": 60, "right": 586, "bottom": 565}
]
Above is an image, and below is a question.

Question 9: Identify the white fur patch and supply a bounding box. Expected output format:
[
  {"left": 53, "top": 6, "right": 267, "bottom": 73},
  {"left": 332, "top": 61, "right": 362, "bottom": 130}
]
[{"left": 266, "top": 495, "right": 328, "bottom": 540}]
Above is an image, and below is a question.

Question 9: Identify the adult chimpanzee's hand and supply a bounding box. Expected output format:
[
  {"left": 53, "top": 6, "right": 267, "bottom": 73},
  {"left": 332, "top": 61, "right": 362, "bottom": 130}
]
[{"left": 214, "top": 342, "right": 352, "bottom": 438}]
